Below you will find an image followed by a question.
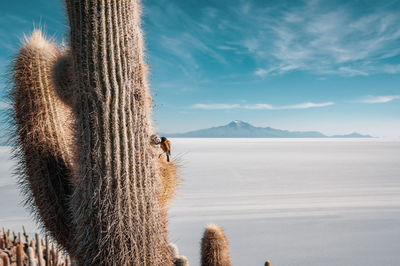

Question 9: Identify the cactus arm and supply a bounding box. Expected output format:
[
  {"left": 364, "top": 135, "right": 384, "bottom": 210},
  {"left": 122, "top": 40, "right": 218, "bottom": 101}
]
[
  {"left": 201, "top": 225, "right": 232, "bottom": 266},
  {"left": 12, "top": 30, "right": 75, "bottom": 251},
  {"left": 65, "top": 0, "right": 170, "bottom": 264}
]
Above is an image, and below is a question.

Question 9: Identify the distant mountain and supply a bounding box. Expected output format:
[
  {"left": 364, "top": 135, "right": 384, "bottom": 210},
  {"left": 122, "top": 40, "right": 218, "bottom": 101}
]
[
  {"left": 330, "top": 132, "right": 373, "bottom": 138},
  {"left": 163, "top": 120, "right": 373, "bottom": 138}
]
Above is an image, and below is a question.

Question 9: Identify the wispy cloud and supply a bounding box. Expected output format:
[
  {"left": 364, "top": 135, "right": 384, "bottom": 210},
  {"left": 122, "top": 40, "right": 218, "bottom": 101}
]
[
  {"left": 358, "top": 95, "right": 400, "bottom": 104},
  {"left": 191, "top": 104, "right": 241, "bottom": 110},
  {"left": 254, "top": 68, "right": 268, "bottom": 77},
  {"left": 231, "top": 1, "right": 400, "bottom": 77},
  {"left": 145, "top": 0, "right": 400, "bottom": 79},
  {"left": 191, "top": 102, "right": 334, "bottom": 110}
]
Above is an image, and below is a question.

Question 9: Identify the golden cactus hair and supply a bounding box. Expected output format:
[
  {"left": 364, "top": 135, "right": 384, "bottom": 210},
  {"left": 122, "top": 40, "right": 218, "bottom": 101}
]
[{"left": 159, "top": 158, "right": 178, "bottom": 208}]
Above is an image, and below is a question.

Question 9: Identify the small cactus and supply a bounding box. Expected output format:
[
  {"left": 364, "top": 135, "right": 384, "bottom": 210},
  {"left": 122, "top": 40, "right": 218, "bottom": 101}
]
[
  {"left": 265, "top": 260, "right": 271, "bottom": 266},
  {"left": 174, "top": 255, "right": 189, "bottom": 266},
  {"left": 51, "top": 244, "right": 57, "bottom": 266},
  {"left": 27, "top": 247, "right": 36, "bottom": 266},
  {"left": 35, "top": 234, "right": 44, "bottom": 266},
  {"left": 1, "top": 253, "right": 10, "bottom": 266},
  {"left": 201, "top": 224, "right": 231, "bottom": 266},
  {"left": 168, "top": 243, "right": 180, "bottom": 259},
  {"left": 16, "top": 244, "right": 24, "bottom": 266},
  {"left": 22, "top": 226, "right": 29, "bottom": 244}
]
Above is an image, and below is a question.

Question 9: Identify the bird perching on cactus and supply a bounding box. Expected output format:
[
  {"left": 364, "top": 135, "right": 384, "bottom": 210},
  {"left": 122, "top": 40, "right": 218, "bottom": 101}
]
[{"left": 11, "top": 0, "right": 245, "bottom": 265}]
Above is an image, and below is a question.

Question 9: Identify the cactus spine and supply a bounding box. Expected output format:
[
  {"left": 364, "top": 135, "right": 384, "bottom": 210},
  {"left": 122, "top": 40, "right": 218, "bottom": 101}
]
[{"left": 201, "top": 225, "right": 232, "bottom": 266}]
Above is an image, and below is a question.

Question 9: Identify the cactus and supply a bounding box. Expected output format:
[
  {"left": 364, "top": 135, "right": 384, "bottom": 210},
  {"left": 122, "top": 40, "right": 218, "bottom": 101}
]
[
  {"left": 28, "top": 251, "right": 36, "bottom": 266},
  {"left": 65, "top": 254, "right": 70, "bottom": 266},
  {"left": 65, "top": 0, "right": 170, "bottom": 264},
  {"left": 174, "top": 255, "right": 189, "bottom": 266},
  {"left": 16, "top": 244, "right": 24, "bottom": 266},
  {"left": 169, "top": 243, "right": 190, "bottom": 266},
  {"left": 51, "top": 244, "right": 57, "bottom": 266},
  {"left": 168, "top": 243, "right": 180, "bottom": 259},
  {"left": 12, "top": 30, "right": 74, "bottom": 250},
  {"left": 265, "top": 260, "right": 271, "bottom": 266},
  {"left": 45, "top": 234, "right": 49, "bottom": 266},
  {"left": 27, "top": 247, "right": 36, "bottom": 266},
  {"left": 201, "top": 225, "right": 232, "bottom": 266},
  {"left": 11, "top": 0, "right": 175, "bottom": 265},
  {"left": 22, "top": 226, "right": 29, "bottom": 244},
  {"left": 35, "top": 234, "right": 45, "bottom": 266},
  {"left": 1, "top": 253, "right": 10, "bottom": 266}
]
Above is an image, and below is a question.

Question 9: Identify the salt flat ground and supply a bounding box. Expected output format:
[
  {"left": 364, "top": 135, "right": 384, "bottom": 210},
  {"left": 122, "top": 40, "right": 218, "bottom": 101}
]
[{"left": 0, "top": 139, "right": 399, "bottom": 266}]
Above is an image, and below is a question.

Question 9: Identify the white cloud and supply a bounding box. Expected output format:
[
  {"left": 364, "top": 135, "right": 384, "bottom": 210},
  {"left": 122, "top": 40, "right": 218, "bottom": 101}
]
[
  {"left": 243, "top": 38, "right": 259, "bottom": 53},
  {"left": 358, "top": 95, "right": 400, "bottom": 104},
  {"left": 254, "top": 68, "right": 268, "bottom": 77},
  {"left": 337, "top": 67, "right": 368, "bottom": 77},
  {"left": 217, "top": 45, "right": 237, "bottom": 51},
  {"left": 190, "top": 102, "right": 334, "bottom": 110},
  {"left": 190, "top": 104, "right": 241, "bottom": 110}
]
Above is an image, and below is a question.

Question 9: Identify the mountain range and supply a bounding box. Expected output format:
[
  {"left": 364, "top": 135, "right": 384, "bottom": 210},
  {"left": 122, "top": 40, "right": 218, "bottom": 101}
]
[{"left": 163, "top": 120, "right": 373, "bottom": 138}]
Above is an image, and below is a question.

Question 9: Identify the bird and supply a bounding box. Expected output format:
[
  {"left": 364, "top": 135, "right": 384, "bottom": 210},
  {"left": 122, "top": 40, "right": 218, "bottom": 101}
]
[{"left": 159, "top": 136, "right": 171, "bottom": 162}]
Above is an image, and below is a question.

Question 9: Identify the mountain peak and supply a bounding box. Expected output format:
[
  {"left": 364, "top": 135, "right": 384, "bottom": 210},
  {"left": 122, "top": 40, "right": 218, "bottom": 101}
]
[{"left": 228, "top": 120, "right": 250, "bottom": 127}]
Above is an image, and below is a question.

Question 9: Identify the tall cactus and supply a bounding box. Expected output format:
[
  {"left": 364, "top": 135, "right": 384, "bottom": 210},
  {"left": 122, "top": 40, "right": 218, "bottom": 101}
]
[
  {"left": 66, "top": 0, "right": 170, "bottom": 264},
  {"left": 12, "top": 0, "right": 173, "bottom": 265}
]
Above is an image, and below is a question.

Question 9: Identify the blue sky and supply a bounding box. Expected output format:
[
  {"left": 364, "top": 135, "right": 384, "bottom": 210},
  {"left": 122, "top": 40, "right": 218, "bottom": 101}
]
[{"left": 1, "top": 0, "right": 400, "bottom": 137}]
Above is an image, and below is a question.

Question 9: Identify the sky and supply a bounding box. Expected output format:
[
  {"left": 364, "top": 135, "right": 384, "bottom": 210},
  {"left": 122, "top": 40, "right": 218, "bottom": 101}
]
[{"left": 0, "top": 0, "right": 400, "bottom": 137}]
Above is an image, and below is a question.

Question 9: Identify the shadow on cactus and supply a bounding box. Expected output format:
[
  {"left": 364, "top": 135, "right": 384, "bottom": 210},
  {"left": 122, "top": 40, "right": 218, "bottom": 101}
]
[{"left": 10, "top": 1, "right": 252, "bottom": 266}]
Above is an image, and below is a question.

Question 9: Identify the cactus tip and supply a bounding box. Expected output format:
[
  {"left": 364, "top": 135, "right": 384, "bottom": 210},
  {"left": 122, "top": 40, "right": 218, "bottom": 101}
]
[{"left": 174, "top": 255, "right": 189, "bottom": 266}]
